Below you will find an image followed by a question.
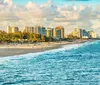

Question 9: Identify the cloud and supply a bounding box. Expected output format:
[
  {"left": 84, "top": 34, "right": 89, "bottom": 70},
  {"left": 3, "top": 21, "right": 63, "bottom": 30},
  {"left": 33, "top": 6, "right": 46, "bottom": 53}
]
[
  {"left": 4, "top": 0, "right": 13, "bottom": 6},
  {"left": 26, "top": 1, "right": 59, "bottom": 19},
  {"left": 0, "top": 0, "right": 99, "bottom": 35}
]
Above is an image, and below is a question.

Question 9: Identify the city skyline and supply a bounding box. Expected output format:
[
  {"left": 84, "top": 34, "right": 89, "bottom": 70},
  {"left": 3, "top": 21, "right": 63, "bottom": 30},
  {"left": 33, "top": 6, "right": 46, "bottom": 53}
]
[
  {"left": 6, "top": 25, "right": 65, "bottom": 40},
  {"left": 0, "top": 0, "right": 100, "bottom": 35},
  {"left": 6, "top": 25, "right": 97, "bottom": 38}
]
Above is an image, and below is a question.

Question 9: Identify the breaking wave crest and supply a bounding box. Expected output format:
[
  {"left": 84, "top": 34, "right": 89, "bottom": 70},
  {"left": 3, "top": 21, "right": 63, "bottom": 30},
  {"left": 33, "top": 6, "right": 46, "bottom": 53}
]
[{"left": 0, "top": 40, "right": 100, "bottom": 85}]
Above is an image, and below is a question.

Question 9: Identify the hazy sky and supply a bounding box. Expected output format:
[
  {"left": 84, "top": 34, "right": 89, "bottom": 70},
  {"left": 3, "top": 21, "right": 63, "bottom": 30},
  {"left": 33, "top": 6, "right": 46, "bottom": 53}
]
[{"left": 0, "top": 0, "right": 100, "bottom": 35}]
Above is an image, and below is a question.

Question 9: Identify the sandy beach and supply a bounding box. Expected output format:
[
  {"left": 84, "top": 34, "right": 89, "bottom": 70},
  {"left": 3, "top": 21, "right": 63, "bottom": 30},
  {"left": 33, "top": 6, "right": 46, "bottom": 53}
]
[{"left": 0, "top": 40, "right": 87, "bottom": 57}]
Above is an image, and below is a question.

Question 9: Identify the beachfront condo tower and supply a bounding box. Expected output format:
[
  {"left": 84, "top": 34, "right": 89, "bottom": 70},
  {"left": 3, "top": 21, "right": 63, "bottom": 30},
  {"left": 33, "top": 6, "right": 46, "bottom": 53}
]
[
  {"left": 35, "top": 26, "right": 46, "bottom": 35},
  {"left": 69, "top": 28, "right": 97, "bottom": 39},
  {"left": 54, "top": 26, "right": 64, "bottom": 39},
  {"left": 81, "top": 29, "right": 90, "bottom": 39},
  {"left": 23, "top": 26, "right": 35, "bottom": 33},
  {"left": 46, "top": 28, "right": 53, "bottom": 37},
  {"left": 89, "top": 31, "right": 97, "bottom": 38},
  {"left": 7, "top": 26, "right": 19, "bottom": 33},
  {"left": 72, "top": 28, "right": 89, "bottom": 38},
  {"left": 72, "top": 28, "right": 82, "bottom": 38}
]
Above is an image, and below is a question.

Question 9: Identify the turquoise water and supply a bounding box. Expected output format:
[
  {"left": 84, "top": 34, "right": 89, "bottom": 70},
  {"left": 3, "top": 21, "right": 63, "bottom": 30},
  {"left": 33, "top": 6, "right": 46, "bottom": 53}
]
[{"left": 0, "top": 41, "right": 100, "bottom": 85}]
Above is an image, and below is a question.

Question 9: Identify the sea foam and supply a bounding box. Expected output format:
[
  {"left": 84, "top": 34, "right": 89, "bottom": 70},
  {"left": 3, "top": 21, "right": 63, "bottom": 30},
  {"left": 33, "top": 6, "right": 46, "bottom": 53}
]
[{"left": 0, "top": 40, "right": 100, "bottom": 85}]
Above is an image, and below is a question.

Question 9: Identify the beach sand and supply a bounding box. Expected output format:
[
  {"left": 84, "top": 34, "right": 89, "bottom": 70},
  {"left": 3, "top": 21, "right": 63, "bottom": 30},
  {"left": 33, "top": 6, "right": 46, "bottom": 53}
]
[{"left": 0, "top": 40, "right": 87, "bottom": 57}]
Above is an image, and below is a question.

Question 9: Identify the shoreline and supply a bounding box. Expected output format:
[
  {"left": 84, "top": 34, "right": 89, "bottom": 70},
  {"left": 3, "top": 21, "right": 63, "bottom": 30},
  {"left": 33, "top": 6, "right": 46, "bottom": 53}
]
[{"left": 0, "top": 40, "right": 89, "bottom": 57}]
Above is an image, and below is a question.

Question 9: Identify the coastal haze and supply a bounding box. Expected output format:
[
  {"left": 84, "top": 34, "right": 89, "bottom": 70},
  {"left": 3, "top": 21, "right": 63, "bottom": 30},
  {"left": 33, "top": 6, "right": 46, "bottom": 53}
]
[{"left": 0, "top": 0, "right": 100, "bottom": 85}]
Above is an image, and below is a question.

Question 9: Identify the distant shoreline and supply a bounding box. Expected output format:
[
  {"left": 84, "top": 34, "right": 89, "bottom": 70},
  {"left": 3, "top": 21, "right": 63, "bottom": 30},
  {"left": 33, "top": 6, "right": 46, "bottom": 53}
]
[{"left": 0, "top": 40, "right": 94, "bottom": 57}]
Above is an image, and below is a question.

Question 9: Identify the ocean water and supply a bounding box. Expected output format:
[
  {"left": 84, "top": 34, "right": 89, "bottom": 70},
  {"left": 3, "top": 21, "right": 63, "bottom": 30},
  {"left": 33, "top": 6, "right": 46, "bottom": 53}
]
[{"left": 0, "top": 40, "right": 100, "bottom": 85}]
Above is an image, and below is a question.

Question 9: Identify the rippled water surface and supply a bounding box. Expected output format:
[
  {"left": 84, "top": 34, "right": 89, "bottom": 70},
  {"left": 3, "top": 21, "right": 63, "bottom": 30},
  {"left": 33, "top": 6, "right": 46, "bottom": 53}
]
[{"left": 0, "top": 40, "right": 100, "bottom": 85}]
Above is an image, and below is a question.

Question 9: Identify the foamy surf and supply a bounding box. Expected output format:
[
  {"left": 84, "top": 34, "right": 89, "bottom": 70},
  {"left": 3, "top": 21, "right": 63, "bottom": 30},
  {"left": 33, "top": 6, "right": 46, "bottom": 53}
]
[
  {"left": 0, "top": 40, "right": 100, "bottom": 85},
  {"left": 0, "top": 40, "right": 94, "bottom": 60},
  {"left": 0, "top": 41, "right": 86, "bottom": 60}
]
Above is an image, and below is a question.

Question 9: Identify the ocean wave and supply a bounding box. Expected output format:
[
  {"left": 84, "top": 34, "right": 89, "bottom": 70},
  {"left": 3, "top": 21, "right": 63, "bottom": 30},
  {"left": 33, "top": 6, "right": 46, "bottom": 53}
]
[
  {"left": 0, "top": 42, "right": 85, "bottom": 59},
  {"left": 0, "top": 40, "right": 99, "bottom": 65},
  {"left": 0, "top": 40, "right": 100, "bottom": 85},
  {"left": 0, "top": 40, "right": 98, "bottom": 60}
]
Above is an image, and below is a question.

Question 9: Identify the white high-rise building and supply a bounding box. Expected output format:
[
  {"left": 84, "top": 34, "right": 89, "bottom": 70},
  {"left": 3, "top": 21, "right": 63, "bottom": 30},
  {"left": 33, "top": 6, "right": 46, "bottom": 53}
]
[
  {"left": 89, "top": 31, "right": 97, "bottom": 38},
  {"left": 23, "top": 26, "right": 35, "bottom": 33},
  {"left": 35, "top": 26, "right": 46, "bottom": 35},
  {"left": 7, "top": 26, "right": 19, "bottom": 33}
]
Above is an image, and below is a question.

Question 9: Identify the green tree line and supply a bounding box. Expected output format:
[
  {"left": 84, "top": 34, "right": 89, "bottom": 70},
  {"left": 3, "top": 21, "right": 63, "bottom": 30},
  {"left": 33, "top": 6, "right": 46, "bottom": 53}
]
[{"left": 0, "top": 31, "right": 53, "bottom": 43}]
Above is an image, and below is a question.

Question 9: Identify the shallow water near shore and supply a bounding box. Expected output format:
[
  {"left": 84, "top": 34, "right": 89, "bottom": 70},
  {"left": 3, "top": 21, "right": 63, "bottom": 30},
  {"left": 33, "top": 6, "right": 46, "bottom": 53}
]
[{"left": 0, "top": 40, "right": 100, "bottom": 85}]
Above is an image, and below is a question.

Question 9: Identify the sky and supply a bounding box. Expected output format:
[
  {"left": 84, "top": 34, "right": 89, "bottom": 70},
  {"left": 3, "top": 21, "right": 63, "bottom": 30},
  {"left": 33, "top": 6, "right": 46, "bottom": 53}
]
[
  {"left": 0, "top": 0, "right": 100, "bottom": 35},
  {"left": 13, "top": 0, "right": 99, "bottom": 5}
]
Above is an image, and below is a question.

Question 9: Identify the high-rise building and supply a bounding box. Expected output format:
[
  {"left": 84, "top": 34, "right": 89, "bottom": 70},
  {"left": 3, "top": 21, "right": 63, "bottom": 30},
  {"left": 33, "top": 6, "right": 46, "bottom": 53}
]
[
  {"left": 68, "top": 27, "right": 97, "bottom": 39},
  {"left": 72, "top": 28, "right": 91, "bottom": 38},
  {"left": 46, "top": 28, "right": 53, "bottom": 37},
  {"left": 7, "top": 26, "right": 12, "bottom": 33},
  {"left": 7, "top": 26, "right": 19, "bottom": 33},
  {"left": 72, "top": 28, "right": 83, "bottom": 38},
  {"left": 82, "top": 29, "right": 90, "bottom": 39},
  {"left": 89, "top": 31, "right": 97, "bottom": 38},
  {"left": 35, "top": 26, "right": 46, "bottom": 35},
  {"left": 23, "top": 26, "right": 35, "bottom": 33},
  {"left": 12, "top": 27, "right": 19, "bottom": 33},
  {"left": 54, "top": 26, "right": 64, "bottom": 39}
]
